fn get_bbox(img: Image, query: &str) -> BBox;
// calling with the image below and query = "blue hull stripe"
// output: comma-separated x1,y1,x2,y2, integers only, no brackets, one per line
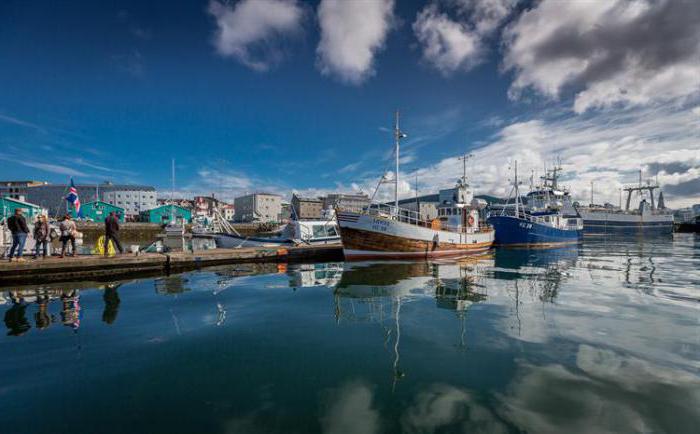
488,216,581,246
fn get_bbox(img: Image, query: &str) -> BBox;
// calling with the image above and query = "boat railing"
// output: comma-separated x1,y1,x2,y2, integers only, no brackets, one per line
345,202,474,233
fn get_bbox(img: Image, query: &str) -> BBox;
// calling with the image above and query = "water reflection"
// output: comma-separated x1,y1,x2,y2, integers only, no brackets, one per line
1,238,698,434
102,283,121,325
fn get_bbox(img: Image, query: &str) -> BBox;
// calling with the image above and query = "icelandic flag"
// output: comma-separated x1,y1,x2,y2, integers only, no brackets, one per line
65,178,82,216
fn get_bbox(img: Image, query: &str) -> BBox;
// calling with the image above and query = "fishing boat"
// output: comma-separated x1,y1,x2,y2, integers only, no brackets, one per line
576,173,673,236
336,112,494,259
488,162,582,246
215,219,340,248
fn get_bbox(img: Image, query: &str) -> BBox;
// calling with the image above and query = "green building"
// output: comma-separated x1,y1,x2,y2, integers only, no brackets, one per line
72,201,125,222
140,204,191,224
0,197,44,222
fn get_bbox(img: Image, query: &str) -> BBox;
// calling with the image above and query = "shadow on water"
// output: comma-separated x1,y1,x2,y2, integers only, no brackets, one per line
1,237,699,434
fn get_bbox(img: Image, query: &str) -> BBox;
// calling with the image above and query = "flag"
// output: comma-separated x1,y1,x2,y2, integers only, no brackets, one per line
65,178,82,217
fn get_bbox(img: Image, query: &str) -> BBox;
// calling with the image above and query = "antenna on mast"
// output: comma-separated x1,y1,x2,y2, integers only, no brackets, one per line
457,153,473,186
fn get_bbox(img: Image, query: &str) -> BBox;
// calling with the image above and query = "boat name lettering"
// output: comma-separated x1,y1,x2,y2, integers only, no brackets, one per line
371,219,389,232
519,222,533,229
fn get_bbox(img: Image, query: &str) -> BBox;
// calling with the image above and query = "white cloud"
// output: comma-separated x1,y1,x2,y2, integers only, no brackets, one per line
503,0,700,112
207,0,304,71
320,381,380,434
413,0,518,75
357,104,700,208
316,0,395,84
413,5,480,75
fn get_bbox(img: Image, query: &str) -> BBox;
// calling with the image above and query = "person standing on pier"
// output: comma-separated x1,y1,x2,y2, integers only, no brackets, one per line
6,208,29,262
33,215,50,259
104,211,124,256
59,214,77,257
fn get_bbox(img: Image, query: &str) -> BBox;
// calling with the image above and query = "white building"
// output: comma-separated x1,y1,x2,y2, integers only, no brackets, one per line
234,193,281,223
222,204,235,221
102,185,157,219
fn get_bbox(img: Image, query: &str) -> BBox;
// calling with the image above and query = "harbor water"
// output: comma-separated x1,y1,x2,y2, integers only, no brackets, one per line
1,235,698,434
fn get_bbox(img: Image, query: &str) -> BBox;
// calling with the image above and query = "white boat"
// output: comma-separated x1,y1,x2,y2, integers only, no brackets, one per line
215,219,340,248
336,111,494,260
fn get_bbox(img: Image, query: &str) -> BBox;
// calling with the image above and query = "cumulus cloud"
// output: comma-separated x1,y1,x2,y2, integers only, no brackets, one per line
355,104,699,208
413,0,518,75
413,5,481,75
316,0,395,84
503,0,700,112
207,0,304,71
320,381,380,434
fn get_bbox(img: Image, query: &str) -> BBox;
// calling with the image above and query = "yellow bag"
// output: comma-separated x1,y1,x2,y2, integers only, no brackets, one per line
94,236,116,256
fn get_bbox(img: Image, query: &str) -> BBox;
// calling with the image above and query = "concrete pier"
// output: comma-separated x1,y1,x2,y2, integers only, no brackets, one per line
0,244,343,286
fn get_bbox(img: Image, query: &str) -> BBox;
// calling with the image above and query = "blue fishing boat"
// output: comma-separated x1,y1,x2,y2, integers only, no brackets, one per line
488,162,583,246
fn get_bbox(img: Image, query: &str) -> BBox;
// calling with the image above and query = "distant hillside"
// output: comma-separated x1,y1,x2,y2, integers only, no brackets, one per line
475,194,506,204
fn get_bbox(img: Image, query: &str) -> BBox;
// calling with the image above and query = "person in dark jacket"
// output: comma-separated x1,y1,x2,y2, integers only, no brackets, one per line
104,212,124,256
6,209,30,262
33,214,50,259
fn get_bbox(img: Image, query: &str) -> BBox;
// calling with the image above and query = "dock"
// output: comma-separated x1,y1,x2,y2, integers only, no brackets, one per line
0,244,344,286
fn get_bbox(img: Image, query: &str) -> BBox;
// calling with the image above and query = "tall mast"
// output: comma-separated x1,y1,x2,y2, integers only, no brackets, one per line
395,111,400,210
393,110,407,211
171,158,175,221
458,153,473,186
514,161,519,218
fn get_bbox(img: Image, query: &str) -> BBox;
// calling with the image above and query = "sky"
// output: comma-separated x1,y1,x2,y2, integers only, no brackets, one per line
0,0,698,208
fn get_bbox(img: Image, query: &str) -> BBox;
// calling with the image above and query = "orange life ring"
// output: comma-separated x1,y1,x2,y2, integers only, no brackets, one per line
467,215,475,226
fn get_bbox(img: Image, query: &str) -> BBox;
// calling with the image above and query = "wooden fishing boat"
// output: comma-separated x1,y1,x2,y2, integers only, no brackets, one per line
336,111,494,260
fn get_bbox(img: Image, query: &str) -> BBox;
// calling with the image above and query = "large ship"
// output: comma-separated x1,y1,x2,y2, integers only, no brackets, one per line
576,174,673,236
488,162,583,246
336,112,494,260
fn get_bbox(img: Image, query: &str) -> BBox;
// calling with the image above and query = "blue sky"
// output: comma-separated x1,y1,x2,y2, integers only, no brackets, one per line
1,0,698,207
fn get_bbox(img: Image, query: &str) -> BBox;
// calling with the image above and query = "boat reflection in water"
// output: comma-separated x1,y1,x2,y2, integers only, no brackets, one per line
330,255,494,387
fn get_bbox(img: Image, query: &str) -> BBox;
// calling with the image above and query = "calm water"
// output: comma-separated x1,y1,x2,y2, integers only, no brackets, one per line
1,235,699,434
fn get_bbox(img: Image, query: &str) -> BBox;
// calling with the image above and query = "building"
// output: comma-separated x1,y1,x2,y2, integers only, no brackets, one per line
323,193,370,212
157,198,194,209
71,201,125,223
234,193,282,223
674,207,697,223
221,204,235,221
23,182,157,219
396,194,440,221
100,184,157,220
140,204,192,224
0,197,44,222
291,194,323,220
194,195,220,218
193,195,233,219
0,181,49,202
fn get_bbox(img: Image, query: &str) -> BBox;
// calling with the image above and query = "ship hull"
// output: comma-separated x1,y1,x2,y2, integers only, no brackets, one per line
488,215,581,246
578,211,673,236
336,211,494,260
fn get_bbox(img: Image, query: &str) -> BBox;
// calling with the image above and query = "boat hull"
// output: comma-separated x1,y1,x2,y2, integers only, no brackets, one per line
578,211,674,236
488,215,581,246
215,233,339,248
336,211,494,259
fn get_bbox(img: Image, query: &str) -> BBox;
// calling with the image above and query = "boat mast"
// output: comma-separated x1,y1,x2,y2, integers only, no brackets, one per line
394,111,400,211
171,158,175,222
514,161,520,218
